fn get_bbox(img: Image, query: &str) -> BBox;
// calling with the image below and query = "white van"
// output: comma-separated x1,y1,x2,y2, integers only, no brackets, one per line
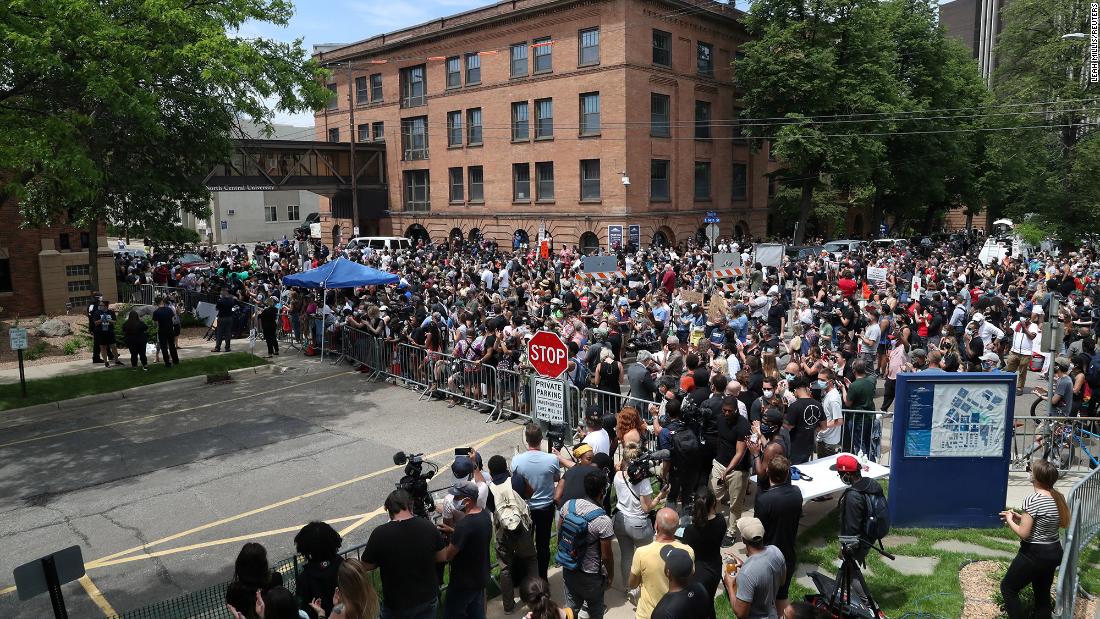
346,236,413,252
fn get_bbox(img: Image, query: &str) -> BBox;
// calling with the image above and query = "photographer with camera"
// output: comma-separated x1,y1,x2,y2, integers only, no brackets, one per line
612,444,668,593
836,454,887,565
361,490,445,619
654,396,701,516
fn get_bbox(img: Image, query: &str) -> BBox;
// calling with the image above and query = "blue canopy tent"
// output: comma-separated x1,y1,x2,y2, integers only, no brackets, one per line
281,258,399,358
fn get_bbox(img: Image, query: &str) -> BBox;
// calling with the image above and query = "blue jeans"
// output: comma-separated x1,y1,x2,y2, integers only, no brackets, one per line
443,586,485,619
380,598,437,619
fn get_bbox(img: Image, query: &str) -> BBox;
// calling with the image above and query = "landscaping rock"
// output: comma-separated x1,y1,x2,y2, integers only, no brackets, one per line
35,319,72,337
883,554,939,576
133,304,156,318
931,540,1015,559
793,563,827,591
881,534,918,549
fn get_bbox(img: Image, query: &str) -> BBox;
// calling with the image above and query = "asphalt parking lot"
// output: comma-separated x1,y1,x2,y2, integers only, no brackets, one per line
0,361,526,618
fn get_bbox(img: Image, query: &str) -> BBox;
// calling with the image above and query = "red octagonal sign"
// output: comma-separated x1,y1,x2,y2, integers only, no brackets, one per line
528,330,569,378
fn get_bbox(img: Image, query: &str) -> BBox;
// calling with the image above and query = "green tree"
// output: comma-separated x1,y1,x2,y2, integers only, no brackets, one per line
1,0,329,288
989,0,1097,241
737,0,902,244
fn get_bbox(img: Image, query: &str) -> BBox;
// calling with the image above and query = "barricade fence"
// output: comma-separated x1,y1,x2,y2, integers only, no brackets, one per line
1055,464,1100,618
1011,416,1100,473
841,410,892,467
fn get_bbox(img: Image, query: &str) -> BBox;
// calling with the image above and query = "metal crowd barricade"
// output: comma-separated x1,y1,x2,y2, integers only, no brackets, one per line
1010,416,1100,473
1054,464,1100,618
495,365,533,421
840,410,893,466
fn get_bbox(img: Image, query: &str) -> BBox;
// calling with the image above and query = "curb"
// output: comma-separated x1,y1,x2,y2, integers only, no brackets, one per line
5,362,288,416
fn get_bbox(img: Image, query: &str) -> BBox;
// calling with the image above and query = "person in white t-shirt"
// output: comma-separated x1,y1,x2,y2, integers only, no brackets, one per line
440,451,488,525
815,368,845,457
1005,309,1041,395
581,413,611,456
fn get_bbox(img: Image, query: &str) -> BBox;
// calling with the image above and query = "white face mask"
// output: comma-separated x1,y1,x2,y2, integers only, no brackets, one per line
763,389,774,399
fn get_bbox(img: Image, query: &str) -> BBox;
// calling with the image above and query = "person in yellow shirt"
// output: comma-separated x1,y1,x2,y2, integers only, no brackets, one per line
627,508,695,619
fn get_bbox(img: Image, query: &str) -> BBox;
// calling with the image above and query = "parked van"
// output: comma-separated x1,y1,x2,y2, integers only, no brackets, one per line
346,236,413,252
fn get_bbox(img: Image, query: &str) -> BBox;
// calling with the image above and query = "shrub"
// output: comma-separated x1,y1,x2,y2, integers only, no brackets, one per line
24,341,50,361
180,312,207,328
62,339,84,355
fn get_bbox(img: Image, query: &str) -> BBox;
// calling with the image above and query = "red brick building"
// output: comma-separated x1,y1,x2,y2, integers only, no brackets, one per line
314,0,774,250
0,195,117,318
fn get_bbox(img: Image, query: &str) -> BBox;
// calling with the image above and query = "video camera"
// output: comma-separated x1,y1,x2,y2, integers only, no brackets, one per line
393,451,438,519
626,449,670,485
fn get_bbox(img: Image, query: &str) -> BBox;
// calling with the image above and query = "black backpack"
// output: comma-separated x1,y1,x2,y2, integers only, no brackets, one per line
1087,352,1100,387
847,488,891,544
669,423,702,468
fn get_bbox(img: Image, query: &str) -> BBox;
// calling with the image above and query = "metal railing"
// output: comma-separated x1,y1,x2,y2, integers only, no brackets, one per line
1011,416,1100,473
840,410,892,466
1055,465,1100,618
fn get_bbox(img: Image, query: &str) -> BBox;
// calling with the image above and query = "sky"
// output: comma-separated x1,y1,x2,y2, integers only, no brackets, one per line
250,0,947,127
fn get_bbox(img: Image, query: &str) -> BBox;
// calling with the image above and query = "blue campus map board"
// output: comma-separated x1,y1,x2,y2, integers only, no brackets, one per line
888,372,1015,528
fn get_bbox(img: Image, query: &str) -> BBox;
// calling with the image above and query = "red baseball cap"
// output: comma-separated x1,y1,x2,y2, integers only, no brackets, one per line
835,454,860,473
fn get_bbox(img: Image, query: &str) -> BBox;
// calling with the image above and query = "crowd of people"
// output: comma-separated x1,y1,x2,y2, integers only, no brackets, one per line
112,230,1100,619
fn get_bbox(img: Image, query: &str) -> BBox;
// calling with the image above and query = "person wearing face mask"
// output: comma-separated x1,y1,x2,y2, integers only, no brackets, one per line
747,406,790,492
782,376,826,465
749,376,778,423
815,369,845,458
438,480,493,619
1005,309,1042,396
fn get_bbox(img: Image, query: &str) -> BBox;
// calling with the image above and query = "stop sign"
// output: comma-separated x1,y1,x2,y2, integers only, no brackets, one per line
527,330,569,378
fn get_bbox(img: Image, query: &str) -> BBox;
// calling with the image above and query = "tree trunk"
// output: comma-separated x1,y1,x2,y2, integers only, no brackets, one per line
88,219,100,292
965,211,973,232
870,186,885,239
795,178,814,245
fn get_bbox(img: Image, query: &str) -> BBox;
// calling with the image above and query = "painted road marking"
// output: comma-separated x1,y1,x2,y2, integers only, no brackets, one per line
0,372,351,450
78,575,118,617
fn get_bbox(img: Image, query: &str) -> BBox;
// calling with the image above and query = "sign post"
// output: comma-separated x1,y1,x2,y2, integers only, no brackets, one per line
13,545,86,619
527,331,570,437
9,327,27,398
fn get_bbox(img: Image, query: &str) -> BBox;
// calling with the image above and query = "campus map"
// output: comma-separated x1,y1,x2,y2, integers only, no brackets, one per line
928,384,1009,457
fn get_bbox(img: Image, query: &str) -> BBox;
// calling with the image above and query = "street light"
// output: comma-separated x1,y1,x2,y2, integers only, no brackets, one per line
1061,33,1087,40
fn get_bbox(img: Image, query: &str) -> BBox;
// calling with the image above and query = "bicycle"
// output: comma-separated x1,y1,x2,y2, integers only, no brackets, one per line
1044,421,1100,471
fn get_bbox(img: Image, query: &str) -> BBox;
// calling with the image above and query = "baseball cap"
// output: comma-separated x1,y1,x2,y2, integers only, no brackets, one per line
980,351,1001,367
451,456,475,479
659,546,694,579
834,454,860,473
736,517,766,544
972,312,985,323
450,480,479,510
908,348,927,362
763,408,784,425
572,443,593,459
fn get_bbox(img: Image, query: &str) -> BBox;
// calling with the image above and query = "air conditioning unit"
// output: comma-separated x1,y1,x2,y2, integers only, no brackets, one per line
227,209,235,216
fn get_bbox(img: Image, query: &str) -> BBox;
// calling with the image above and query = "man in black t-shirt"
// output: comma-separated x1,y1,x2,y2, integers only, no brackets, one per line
754,455,803,616
363,489,446,617
710,396,752,547
213,288,237,352
651,546,713,619
439,480,492,619
783,377,825,465
151,296,179,367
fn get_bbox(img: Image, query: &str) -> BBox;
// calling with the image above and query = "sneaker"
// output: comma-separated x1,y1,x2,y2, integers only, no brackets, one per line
141,366,148,371
721,534,736,548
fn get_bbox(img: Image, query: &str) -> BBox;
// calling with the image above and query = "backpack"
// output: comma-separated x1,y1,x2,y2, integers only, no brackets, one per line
1087,353,1100,387
555,500,605,571
489,481,531,533
848,488,891,544
569,360,589,390
669,423,702,467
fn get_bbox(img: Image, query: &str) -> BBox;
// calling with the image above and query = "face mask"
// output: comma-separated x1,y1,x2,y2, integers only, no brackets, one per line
814,380,827,389
763,389,774,399
783,372,796,381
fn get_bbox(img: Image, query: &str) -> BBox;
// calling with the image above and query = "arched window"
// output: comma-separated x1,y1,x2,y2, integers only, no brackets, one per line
579,231,600,254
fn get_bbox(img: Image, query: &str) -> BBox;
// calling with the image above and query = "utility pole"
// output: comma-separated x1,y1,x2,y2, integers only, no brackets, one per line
347,60,360,237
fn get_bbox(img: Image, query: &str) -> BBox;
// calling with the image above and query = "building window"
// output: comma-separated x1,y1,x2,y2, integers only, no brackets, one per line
465,53,481,84
355,76,368,104
370,73,383,101
467,108,483,145
580,159,600,200
697,42,714,77
579,28,600,66
328,128,340,143
513,163,531,201
357,123,370,143
0,258,11,292
510,43,528,77
400,64,426,108
80,232,89,248
326,83,338,110
731,163,748,199
401,116,428,160
535,98,553,138
653,30,671,66
65,264,90,277
264,205,278,222
512,101,529,140
651,93,670,137
694,162,711,200
449,167,464,202
287,205,301,220
695,100,711,139
535,162,554,200
59,233,70,250
404,170,430,211
372,121,385,142
67,280,91,293
533,37,552,73
651,159,670,200
579,93,600,135
446,56,461,89
733,50,746,85
447,111,463,147
468,166,484,202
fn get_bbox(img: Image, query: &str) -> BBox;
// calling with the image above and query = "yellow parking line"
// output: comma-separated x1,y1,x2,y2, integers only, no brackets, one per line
0,585,14,596
79,575,118,617
87,514,370,569
0,372,350,450
338,507,386,537
92,425,517,564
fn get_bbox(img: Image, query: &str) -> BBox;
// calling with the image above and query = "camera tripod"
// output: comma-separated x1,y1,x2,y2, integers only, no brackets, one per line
807,543,893,619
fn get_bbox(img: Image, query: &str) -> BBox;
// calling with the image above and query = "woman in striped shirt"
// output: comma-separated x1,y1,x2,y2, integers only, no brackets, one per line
999,459,1069,619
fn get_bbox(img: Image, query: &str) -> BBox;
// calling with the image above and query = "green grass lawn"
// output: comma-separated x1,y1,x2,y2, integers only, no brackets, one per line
0,352,267,411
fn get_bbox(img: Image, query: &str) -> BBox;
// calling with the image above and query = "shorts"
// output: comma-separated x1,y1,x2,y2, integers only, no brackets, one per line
876,343,887,355
173,325,181,337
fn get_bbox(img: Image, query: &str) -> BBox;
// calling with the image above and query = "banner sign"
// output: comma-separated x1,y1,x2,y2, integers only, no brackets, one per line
608,225,624,251
582,255,619,273
628,225,641,249
754,244,785,268
867,267,889,283
533,377,565,424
